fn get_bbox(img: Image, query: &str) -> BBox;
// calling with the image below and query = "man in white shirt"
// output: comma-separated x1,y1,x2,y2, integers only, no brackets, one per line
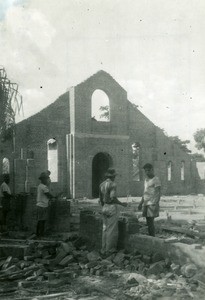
36,172,53,237
138,163,161,236
0,174,12,232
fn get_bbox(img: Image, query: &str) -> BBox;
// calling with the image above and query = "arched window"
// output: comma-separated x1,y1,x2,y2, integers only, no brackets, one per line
167,161,172,181
181,161,185,181
91,89,110,122
47,138,58,182
132,142,140,181
2,158,10,174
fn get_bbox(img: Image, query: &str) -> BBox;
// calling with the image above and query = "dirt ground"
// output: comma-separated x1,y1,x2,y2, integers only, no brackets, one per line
70,194,205,231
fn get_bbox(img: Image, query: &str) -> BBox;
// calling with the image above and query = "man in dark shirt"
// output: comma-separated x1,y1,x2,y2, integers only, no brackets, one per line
0,174,12,232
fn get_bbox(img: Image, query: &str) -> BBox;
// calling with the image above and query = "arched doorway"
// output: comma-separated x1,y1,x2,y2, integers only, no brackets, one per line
92,152,113,198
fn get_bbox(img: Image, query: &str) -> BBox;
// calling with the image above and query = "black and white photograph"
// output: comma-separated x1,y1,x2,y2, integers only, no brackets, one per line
0,0,205,299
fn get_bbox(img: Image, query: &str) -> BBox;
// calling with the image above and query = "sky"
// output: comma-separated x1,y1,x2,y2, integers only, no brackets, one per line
0,0,205,152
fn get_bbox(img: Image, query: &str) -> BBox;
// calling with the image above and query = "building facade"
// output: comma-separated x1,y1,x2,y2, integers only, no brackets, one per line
0,71,199,198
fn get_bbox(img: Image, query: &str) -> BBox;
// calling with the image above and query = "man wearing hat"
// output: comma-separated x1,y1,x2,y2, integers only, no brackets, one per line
36,172,53,237
99,168,127,255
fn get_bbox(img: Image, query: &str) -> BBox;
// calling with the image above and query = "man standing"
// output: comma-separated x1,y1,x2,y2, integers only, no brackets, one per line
99,168,127,255
0,174,12,232
138,163,161,237
36,172,53,238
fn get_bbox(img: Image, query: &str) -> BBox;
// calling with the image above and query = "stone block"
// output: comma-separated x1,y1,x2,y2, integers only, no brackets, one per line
147,261,165,276
52,249,67,266
60,242,75,254
87,251,101,262
181,263,197,278
124,272,147,285
127,234,167,258
0,244,29,259
128,234,205,270
113,252,125,266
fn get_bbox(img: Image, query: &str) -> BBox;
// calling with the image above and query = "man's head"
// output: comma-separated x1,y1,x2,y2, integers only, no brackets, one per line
105,168,117,181
143,163,154,178
39,172,49,185
46,170,51,176
3,174,10,184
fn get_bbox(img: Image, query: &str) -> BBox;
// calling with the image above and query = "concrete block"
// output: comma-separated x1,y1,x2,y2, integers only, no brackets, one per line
127,234,205,270
127,234,167,258
0,244,29,259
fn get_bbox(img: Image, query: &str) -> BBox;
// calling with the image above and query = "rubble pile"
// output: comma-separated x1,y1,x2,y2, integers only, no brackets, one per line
0,235,205,299
137,219,205,246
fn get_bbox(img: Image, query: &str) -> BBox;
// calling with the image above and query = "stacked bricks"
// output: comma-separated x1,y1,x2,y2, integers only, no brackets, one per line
25,159,36,193
22,190,71,233
14,159,27,194
8,193,28,230
48,199,71,232
79,210,103,249
22,188,37,231
79,210,140,250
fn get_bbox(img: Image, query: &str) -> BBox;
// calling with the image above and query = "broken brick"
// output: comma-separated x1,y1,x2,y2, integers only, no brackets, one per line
59,255,74,266
85,261,99,269
52,249,67,265
147,261,165,276
141,255,151,265
181,263,197,278
87,251,101,262
2,256,13,270
60,242,75,254
113,252,125,266
125,272,147,285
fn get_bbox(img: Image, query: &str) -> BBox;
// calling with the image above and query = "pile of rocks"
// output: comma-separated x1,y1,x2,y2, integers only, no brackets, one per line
0,235,205,299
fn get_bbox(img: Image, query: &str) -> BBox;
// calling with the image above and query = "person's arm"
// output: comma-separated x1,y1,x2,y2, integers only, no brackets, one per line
112,197,127,207
99,189,104,206
154,186,161,204
44,192,54,200
138,197,144,210
42,185,54,200
3,191,12,199
110,184,127,207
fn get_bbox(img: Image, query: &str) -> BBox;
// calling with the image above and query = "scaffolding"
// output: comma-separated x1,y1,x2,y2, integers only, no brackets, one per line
0,66,23,139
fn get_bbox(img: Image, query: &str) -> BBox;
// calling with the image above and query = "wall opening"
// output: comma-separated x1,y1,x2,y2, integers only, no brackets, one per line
2,157,10,174
92,152,113,198
181,161,185,181
91,89,110,122
132,142,140,181
167,161,172,181
47,138,58,182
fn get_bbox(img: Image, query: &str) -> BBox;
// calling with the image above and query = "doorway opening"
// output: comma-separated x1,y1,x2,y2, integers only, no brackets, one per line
92,152,113,198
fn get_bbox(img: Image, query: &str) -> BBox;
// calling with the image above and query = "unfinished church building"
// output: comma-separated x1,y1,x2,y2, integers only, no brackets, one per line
0,70,199,199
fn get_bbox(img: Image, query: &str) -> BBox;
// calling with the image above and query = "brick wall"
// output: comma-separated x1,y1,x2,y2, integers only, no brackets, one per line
0,70,199,200
128,105,198,196
79,209,140,250
18,189,71,233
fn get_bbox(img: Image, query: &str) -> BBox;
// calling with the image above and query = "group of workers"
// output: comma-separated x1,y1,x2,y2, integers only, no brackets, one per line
0,170,53,236
0,163,161,255
99,163,161,256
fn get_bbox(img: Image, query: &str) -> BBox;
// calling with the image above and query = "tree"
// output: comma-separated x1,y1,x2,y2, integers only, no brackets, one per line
169,136,191,153
0,67,23,141
194,129,205,152
190,153,205,162
99,105,110,120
